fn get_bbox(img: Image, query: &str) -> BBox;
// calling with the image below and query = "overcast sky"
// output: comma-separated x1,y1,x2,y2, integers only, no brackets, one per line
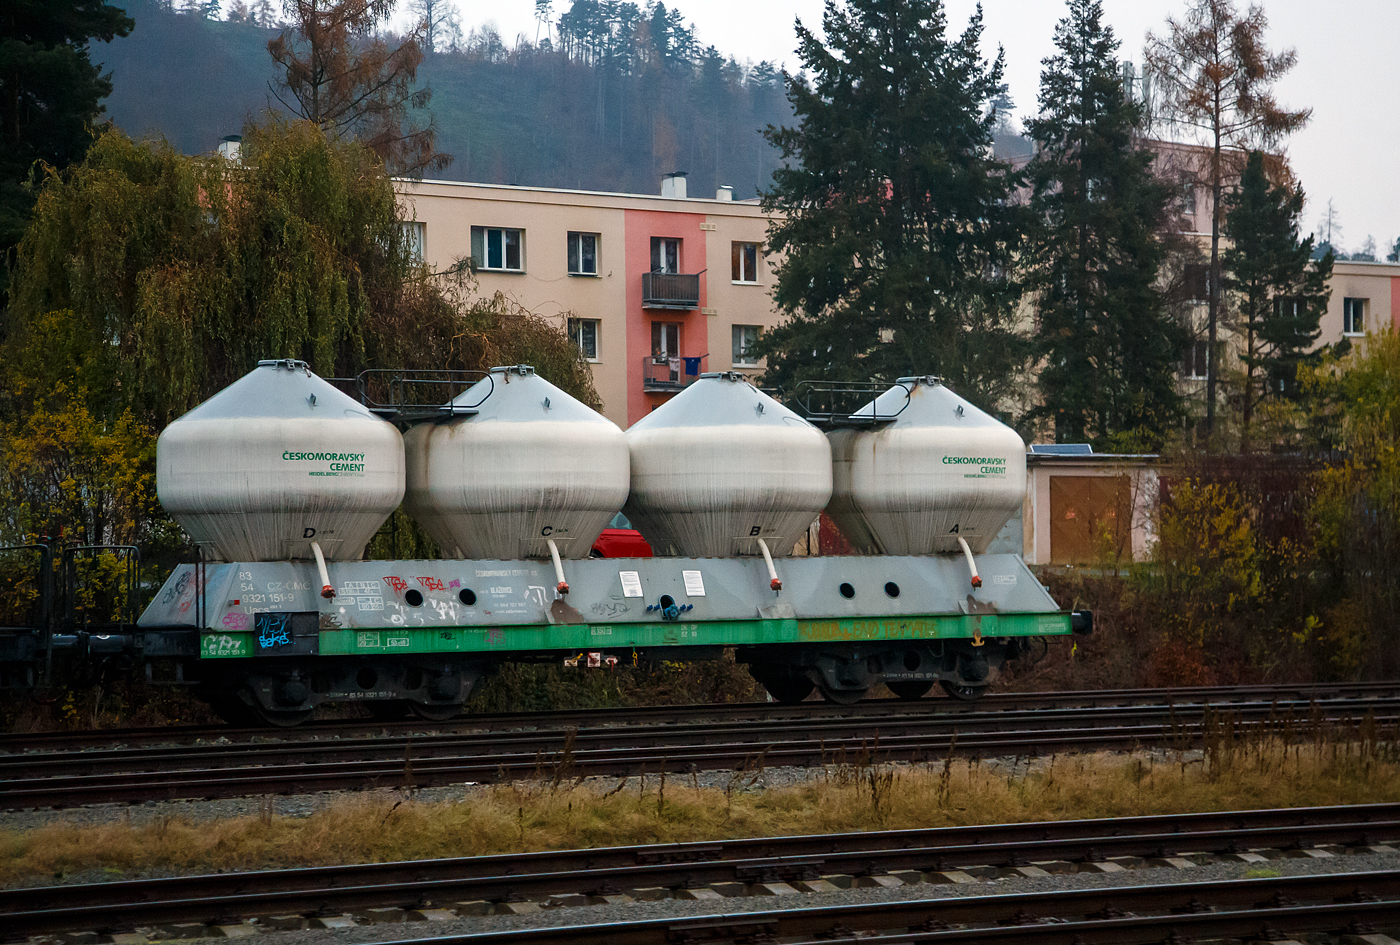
434,0,1396,255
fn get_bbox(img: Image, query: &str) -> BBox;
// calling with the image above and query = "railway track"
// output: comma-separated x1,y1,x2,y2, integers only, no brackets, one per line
369,872,1400,945
1,688,1396,809
3,802,1399,941
3,681,1397,753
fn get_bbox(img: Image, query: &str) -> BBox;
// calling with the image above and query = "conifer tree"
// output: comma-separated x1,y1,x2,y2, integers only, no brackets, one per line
0,0,133,269
758,0,1027,406
1223,150,1332,450
1025,0,1184,449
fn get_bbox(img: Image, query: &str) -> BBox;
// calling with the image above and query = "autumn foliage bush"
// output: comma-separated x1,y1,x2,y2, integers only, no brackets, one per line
1019,332,1400,690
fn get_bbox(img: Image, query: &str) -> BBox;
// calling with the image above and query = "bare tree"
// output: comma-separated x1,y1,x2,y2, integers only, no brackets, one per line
268,0,451,176
1316,197,1342,251
535,0,553,45
1145,0,1309,442
407,0,462,55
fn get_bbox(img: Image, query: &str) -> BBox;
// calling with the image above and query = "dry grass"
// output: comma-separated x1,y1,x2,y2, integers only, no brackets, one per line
4,728,1399,885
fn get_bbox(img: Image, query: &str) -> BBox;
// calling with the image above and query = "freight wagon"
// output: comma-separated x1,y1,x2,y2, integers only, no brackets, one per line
2,361,1090,725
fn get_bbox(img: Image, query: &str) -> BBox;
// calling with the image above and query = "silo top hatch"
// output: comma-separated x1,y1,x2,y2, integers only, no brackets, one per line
628,371,820,431
447,364,615,425
178,358,379,421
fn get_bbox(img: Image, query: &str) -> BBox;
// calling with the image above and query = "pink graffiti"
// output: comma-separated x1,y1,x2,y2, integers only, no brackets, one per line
448,579,462,589
222,612,250,631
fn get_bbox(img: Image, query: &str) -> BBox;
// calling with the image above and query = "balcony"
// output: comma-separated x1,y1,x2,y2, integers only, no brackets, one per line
642,272,701,309
642,355,707,392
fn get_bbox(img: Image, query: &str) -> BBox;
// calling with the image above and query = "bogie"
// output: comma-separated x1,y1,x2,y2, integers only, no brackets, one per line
740,639,1013,707
190,657,485,726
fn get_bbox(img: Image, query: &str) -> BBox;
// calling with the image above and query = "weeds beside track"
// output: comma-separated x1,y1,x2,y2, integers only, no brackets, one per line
3,804,1400,941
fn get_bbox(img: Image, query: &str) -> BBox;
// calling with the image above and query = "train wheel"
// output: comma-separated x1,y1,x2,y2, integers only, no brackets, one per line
365,700,410,721
818,685,868,705
248,702,315,728
939,680,986,702
887,681,934,701
206,693,255,726
764,676,815,705
751,666,815,704
407,701,463,721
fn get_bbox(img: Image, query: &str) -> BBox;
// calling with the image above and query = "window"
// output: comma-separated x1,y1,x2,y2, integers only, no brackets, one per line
1274,297,1304,319
1182,188,1197,217
732,242,759,283
1344,297,1367,335
1184,263,1210,302
567,318,599,360
651,237,680,273
732,325,760,365
651,321,680,358
470,226,523,271
1184,340,1210,379
400,222,425,262
568,232,598,275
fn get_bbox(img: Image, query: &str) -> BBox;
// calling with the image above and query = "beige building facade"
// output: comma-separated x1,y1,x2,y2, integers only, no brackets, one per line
1320,260,1400,340
396,176,780,428
1150,140,1400,391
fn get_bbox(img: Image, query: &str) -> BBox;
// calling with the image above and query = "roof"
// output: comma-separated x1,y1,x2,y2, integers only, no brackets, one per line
1026,450,1160,466
1029,443,1093,455
395,177,768,214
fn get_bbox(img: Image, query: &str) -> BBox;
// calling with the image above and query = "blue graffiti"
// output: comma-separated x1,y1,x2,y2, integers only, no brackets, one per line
256,613,293,649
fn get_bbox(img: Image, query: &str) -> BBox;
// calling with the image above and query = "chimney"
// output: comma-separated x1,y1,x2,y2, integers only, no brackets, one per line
217,134,242,163
716,185,733,201
661,171,688,199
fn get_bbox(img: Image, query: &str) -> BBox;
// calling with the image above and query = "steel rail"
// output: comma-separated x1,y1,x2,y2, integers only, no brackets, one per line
2,681,1397,753
224,872,1400,945
2,805,1399,939
2,707,1396,809
1,718,1396,810
806,901,1400,945
5,694,1391,781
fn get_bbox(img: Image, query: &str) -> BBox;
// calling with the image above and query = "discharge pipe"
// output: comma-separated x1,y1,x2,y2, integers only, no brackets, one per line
756,537,782,591
547,538,569,595
310,541,335,599
956,536,982,589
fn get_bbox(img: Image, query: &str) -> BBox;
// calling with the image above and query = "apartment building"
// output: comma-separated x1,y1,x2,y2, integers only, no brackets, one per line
1177,257,1400,402
396,173,778,427
1151,139,1400,389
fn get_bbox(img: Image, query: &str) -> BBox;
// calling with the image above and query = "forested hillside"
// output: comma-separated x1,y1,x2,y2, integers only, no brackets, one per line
100,0,793,198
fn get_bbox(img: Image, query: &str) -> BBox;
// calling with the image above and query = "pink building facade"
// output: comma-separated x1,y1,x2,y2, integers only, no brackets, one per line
396,176,778,428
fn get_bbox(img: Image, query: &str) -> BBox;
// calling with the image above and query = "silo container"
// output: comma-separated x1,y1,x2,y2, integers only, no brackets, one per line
157,359,406,562
624,372,832,557
402,365,630,560
826,376,1026,555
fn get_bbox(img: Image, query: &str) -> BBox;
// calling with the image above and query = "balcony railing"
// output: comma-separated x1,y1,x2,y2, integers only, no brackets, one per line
642,354,707,392
642,272,700,309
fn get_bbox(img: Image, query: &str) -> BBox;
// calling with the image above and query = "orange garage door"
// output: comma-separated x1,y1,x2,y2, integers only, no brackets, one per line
1049,475,1131,565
